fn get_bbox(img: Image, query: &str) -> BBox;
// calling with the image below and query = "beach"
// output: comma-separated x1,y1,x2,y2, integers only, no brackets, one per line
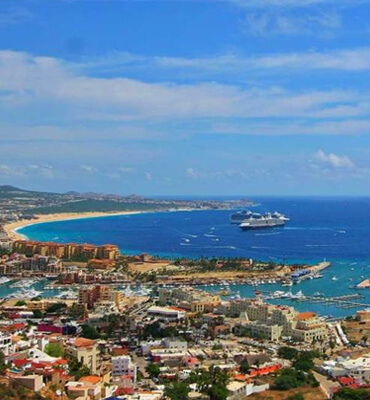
2,210,145,240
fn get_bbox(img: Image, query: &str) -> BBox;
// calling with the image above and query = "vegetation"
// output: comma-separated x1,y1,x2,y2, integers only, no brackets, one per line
273,368,318,391
239,358,250,374
145,362,161,379
141,321,178,339
333,388,370,400
0,381,42,400
80,325,100,340
68,358,91,381
0,350,7,374
278,346,299,360
46,302,67,314
189,365,229,400
32,199,169,214
15,300,27,307
287,394,305,400
32,310,43,319
44,343,64,358
164,382,190,400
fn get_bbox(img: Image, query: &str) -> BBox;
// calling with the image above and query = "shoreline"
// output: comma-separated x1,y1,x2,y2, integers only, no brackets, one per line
3,210,148,241
2,207,211,241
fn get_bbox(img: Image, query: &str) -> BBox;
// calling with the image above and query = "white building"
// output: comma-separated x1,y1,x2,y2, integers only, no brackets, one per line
147,306,185,321
0,332,12,356
112,355,137,383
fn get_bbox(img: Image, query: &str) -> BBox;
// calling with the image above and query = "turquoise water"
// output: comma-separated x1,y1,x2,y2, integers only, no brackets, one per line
16,197,370,317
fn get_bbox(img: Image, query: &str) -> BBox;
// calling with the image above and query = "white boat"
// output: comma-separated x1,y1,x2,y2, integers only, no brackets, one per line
13,288,43,299
273,291,285,298
56,290,78,300
10,279,38,289
332,276,338,281
0,277,11,285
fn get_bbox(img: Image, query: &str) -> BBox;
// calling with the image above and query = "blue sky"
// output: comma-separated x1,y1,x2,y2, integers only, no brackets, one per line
1,0,370,196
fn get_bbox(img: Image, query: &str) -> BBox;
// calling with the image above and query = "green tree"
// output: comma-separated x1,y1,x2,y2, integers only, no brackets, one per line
278,347,299,360
164,382,190,400
80,325,100,340
46,302,67,313
0,350,6,374
68,358,91,381
239,359,250,374
189,365,229,400
333,388,370,400
292,352,315,372
32,309,43,319
15,300,27,307
145,362,161,379
287,394,304,400
44,343,64,357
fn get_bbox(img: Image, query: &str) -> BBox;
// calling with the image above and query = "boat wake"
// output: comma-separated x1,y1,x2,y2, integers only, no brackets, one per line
255,232,281,236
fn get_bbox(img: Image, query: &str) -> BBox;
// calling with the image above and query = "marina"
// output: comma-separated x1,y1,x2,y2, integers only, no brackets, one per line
259,290,370,310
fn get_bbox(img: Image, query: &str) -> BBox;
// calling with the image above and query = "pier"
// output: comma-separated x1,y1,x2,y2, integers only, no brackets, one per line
260,290,370,310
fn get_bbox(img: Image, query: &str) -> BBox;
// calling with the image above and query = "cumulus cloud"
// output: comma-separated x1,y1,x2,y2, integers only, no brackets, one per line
314,149,354,168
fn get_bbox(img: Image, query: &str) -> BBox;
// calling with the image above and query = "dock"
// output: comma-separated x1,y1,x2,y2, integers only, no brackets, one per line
260,290,370,310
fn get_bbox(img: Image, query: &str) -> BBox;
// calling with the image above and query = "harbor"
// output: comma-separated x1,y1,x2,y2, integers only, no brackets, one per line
259,290,370,310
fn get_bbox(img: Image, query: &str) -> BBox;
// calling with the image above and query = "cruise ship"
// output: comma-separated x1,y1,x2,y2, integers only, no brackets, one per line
238,211,289,230
230,210,253,224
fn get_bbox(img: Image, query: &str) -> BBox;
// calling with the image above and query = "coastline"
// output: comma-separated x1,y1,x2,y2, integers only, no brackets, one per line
3,210,147,241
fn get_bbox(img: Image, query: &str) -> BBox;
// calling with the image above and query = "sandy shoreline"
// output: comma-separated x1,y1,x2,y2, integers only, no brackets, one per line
3,211,146,241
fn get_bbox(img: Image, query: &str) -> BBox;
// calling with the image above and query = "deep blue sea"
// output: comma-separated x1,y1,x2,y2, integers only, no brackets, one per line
15,197,370,317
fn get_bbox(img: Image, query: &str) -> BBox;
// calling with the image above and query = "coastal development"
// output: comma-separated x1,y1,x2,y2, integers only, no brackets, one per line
0,190,368,400
3,0,370,398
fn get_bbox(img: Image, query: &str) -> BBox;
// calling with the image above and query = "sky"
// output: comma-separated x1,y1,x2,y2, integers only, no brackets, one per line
1,0,370,196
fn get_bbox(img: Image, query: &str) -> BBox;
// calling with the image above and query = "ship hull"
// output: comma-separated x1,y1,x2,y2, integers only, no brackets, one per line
240,220,286,230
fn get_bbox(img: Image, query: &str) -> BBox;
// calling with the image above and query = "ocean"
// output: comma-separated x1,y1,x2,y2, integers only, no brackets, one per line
15,197,370,317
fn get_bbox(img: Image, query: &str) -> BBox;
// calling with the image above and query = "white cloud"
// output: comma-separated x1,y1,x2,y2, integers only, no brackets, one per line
120,167,135,173
314,149,354,168
0,50,367,122
0,7,33,26
1,50,370,143
80,165,95,173
211,119,370,136
186,168,202,179
232,0,353,7
241,11,341,37
86,47,370,77
144,172,152,181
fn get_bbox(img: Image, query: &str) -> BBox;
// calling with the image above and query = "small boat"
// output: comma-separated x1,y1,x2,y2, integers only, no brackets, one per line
332,276,338,281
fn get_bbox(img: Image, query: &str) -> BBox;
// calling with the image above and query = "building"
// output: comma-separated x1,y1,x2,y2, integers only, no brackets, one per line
13,240,119,260
111,355,137,383
79,285,123,310
0,332,12,355
147,306,186,321
65,338,100,374
158,287,220,313
292,312,328,342
233,298,328,343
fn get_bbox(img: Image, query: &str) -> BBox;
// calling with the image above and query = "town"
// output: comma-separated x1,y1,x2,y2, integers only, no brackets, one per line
0,234,368,400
